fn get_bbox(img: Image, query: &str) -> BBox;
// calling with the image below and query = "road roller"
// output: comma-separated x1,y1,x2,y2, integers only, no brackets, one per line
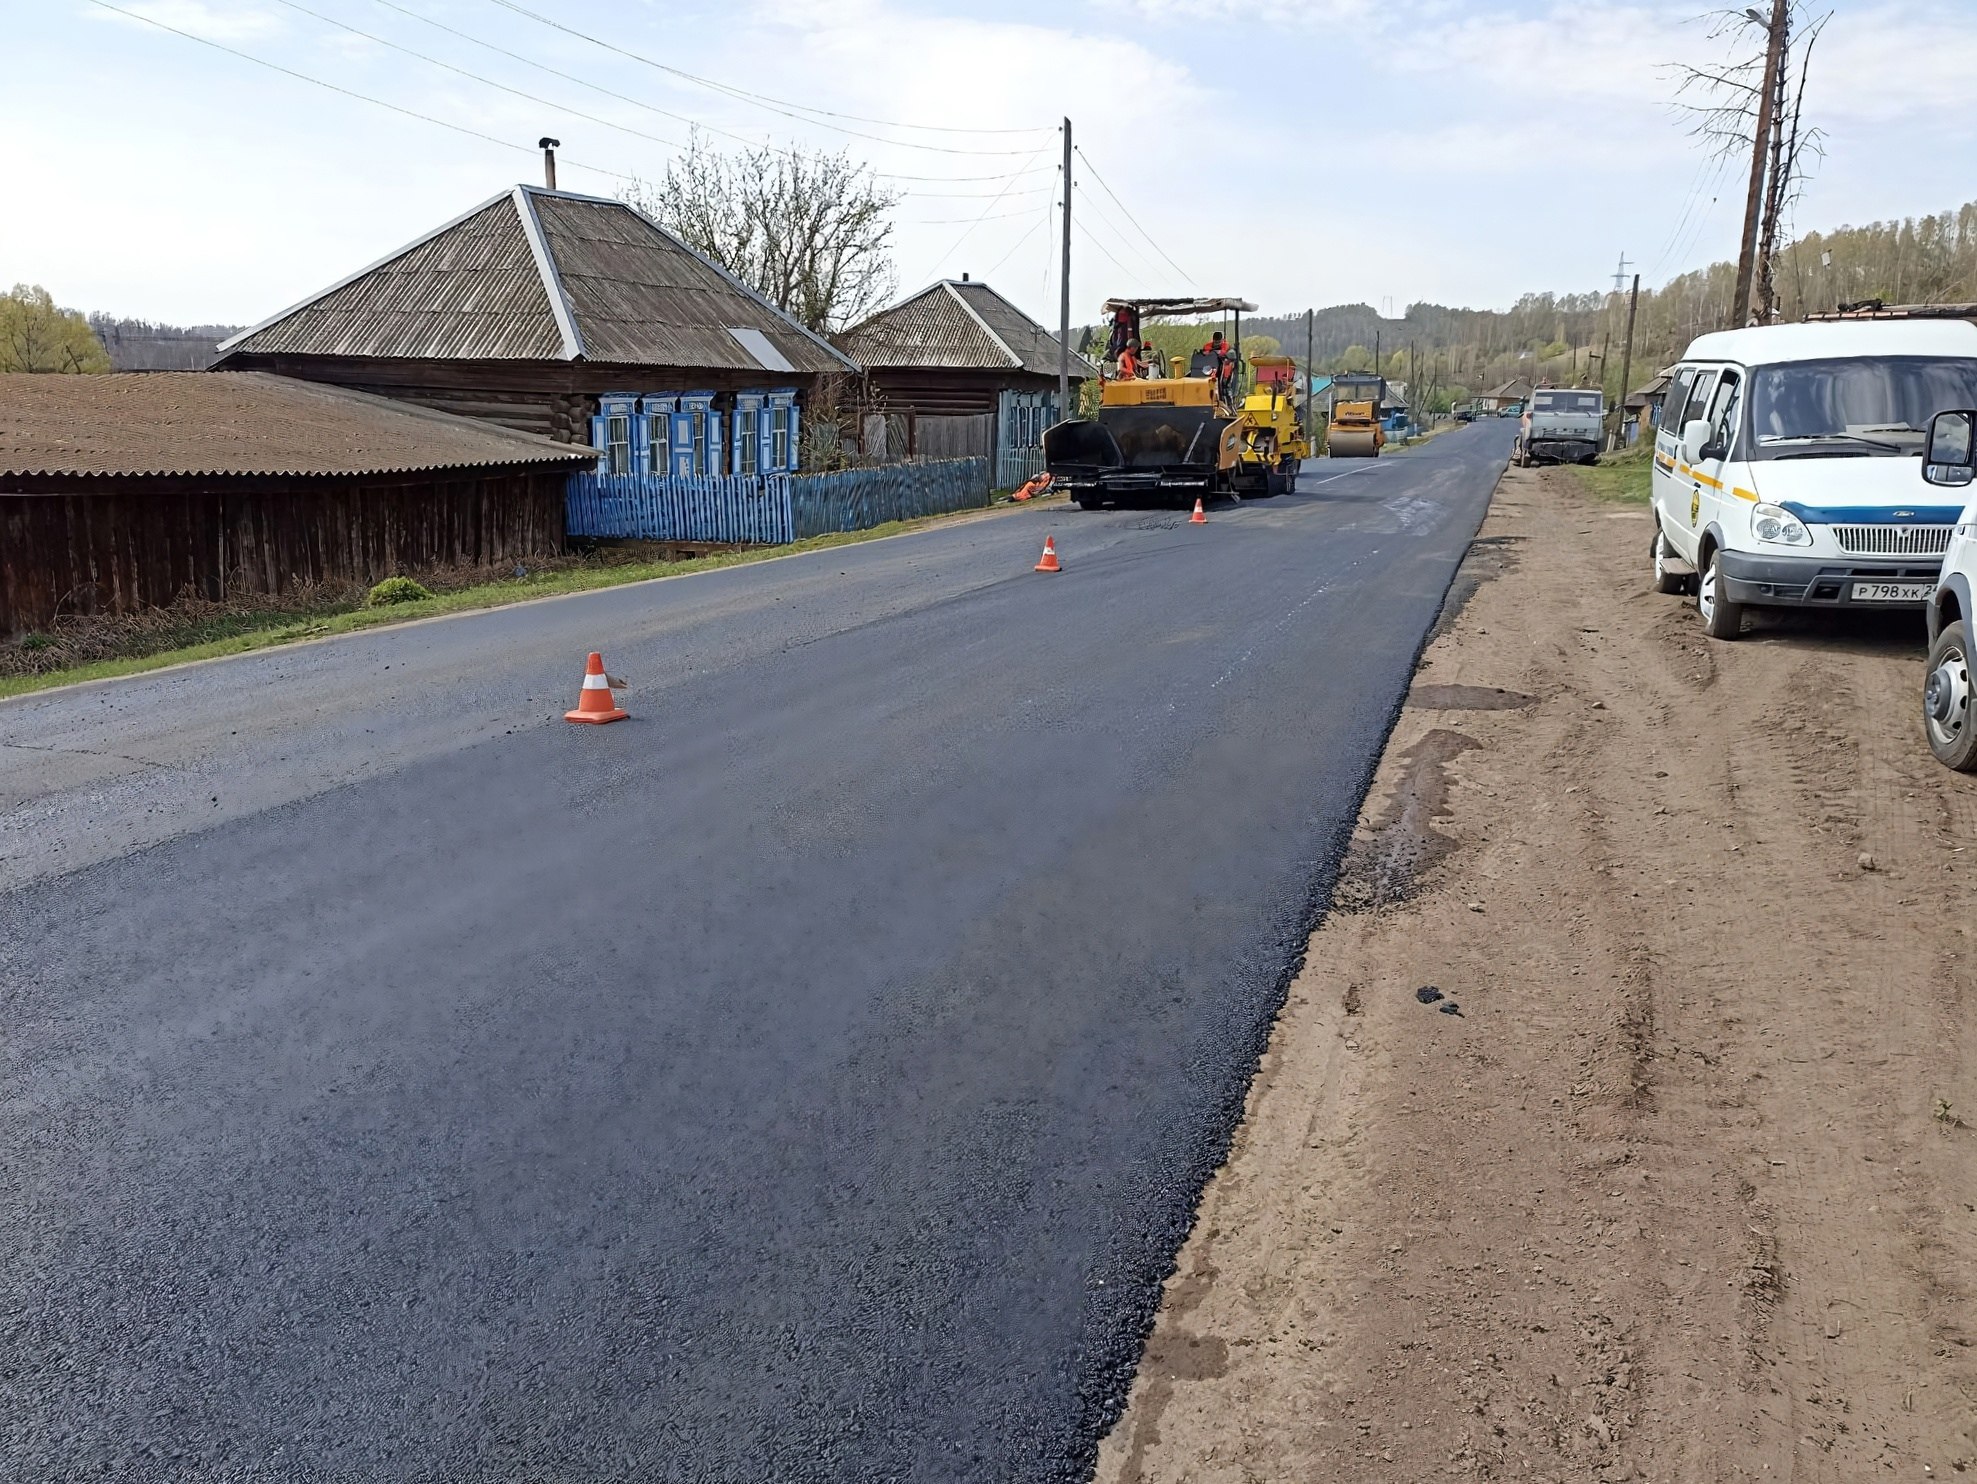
1044,295,1306,508
1326,372,1385,458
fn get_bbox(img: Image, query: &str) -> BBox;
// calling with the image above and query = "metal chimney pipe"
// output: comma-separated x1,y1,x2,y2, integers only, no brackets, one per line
538,137,560,191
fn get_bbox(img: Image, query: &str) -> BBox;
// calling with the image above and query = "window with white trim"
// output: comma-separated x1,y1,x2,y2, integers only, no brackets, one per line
735,396,762,475
605,412,631,475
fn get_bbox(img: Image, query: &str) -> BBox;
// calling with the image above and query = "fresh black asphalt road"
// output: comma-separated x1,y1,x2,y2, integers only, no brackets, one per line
0,422,1511,1481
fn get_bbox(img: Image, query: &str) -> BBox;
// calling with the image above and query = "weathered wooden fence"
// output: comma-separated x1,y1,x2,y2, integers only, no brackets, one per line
565,459,990,545
996,447,1045,490
2,468,568,634
565,473,795,545
789,459,989,538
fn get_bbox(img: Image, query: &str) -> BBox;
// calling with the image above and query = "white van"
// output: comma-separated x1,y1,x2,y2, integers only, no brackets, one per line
1648,319,1977,638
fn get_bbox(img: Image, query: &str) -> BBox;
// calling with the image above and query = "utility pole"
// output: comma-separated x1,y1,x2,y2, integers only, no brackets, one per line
1058,118,1072,418
1611,253,1633,292
1305,306,1315,431
1754,8,1793,323
1613,272,1640,450
1732,0,1789,327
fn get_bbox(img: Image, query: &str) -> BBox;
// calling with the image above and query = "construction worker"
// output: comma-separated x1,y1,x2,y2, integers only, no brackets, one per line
1201,332,1234,398
1106,306,1134,362
1117,339,1140,379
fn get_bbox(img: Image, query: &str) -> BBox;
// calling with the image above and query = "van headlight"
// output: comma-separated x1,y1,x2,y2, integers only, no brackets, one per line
1751,502,1810,546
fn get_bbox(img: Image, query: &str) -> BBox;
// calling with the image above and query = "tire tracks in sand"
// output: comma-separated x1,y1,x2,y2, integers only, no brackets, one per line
1095,461,1977,1483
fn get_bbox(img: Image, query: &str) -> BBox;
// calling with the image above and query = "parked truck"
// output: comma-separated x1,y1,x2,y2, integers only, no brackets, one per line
1514,387,1605,466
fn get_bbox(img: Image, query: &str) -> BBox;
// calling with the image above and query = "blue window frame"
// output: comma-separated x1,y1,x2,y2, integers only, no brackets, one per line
677,393,717,476
640,395,677,475
594,393,639,475
768,389,797,471
733,393,764,476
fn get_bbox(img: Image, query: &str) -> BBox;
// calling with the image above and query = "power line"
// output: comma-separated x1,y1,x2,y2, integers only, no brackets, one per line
903,187,1054,200
268,0,688,153
983,202,1057,279
1072,182,1173,288
915,144,1054,283
84,0,635,181
906,206,1044,226
1073,146,1197,287
1072,215,1149,288
366,0,1047,187
480,0,1046,155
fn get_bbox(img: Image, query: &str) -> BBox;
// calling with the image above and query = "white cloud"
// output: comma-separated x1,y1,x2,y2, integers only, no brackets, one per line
91,0,284,44
1795,2,1977,127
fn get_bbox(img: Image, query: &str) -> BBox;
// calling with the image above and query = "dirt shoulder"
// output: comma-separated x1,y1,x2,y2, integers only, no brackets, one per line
1096,460,1977,1481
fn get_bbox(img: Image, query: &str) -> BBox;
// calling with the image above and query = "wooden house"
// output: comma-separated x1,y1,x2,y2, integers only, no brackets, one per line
0,371,592,634
215,185,857,478
841,277,1096,484
1478,378,1534,413
1623,373,1672,445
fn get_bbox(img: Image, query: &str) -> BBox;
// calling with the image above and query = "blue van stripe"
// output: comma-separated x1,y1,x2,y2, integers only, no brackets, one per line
1778,502,1966,524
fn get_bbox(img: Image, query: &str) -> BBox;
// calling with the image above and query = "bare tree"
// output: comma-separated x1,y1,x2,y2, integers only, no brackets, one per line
1670,4,1829,323
625,136,902,337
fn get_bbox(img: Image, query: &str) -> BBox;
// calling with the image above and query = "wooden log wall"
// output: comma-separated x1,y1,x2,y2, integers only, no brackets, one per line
0,467,568,635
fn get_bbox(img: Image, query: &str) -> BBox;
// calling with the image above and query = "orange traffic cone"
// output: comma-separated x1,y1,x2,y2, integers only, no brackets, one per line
1190,497,1208,524
565,651,628,724
1034,536,1061,573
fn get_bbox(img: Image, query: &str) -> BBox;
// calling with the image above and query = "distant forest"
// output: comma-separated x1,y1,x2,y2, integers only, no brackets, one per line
1089,200,1977,415
88,315,243,371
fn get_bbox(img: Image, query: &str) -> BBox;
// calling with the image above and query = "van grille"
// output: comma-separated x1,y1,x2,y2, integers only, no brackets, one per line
1832,524,1953,556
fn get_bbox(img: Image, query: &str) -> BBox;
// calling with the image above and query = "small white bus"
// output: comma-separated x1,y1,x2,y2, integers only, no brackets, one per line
1648,318,1977,638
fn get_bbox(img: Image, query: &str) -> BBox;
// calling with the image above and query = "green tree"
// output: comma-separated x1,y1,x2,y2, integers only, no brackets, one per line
1,285,111,373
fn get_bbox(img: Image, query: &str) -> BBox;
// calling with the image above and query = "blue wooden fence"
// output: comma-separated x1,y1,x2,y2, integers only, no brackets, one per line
996,447,1045,490
565,459,990,545
789,458,989,539
566,473,794,544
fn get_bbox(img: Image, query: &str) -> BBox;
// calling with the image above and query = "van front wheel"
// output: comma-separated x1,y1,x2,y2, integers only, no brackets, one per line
1924,620,1977,770
1697,550,1745,640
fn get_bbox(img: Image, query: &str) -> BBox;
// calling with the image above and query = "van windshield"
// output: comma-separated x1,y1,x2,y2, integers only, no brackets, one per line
1748,356,1977,458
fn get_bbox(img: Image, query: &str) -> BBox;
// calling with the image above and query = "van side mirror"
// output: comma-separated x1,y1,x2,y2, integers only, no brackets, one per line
1682,418,1714,466
1925,409,1976,487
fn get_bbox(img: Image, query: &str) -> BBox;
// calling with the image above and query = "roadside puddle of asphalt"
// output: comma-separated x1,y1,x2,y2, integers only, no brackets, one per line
1428,533,1523,643
1330,727,1482,914
1330,514,1536,913
1408,683,1536,711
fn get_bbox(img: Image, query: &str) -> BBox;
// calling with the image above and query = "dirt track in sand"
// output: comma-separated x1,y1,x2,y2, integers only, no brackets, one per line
1096,461,1977,1482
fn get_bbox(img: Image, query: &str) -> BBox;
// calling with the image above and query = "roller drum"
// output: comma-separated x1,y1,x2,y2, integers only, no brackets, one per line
1327,429,1380,458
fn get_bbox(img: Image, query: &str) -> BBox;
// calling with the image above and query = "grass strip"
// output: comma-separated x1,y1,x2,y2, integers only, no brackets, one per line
1564,442,1654,504
1,502,1038,702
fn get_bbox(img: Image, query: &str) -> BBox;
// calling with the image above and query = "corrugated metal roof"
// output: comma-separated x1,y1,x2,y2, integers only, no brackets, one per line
219,187,855,376
221,197,565,361
528,193,849,374
950,282,1097,378
843,284,1010,369
0,372,596,479
844,281,1098,379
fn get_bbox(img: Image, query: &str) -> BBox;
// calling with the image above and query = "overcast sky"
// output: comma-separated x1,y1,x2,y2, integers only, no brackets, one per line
10,0,1976,331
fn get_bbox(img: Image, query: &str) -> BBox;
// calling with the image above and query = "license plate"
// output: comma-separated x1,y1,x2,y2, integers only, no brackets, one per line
1850,581,1932,602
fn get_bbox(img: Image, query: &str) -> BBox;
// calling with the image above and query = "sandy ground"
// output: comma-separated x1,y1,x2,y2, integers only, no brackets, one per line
1095,461,1977,1482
